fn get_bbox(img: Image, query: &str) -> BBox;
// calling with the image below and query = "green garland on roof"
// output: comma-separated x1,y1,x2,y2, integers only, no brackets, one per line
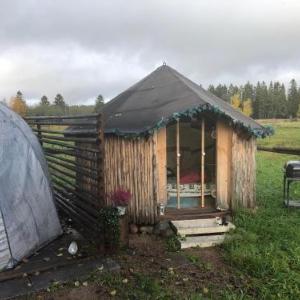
106,103,274,139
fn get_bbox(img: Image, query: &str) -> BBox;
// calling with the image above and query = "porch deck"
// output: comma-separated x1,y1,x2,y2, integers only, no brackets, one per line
160,207,231,221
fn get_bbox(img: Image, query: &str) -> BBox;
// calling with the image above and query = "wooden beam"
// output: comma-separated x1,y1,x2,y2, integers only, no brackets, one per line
258,146,300,155
201,119,205,208
156,127,167,205
216,120,233,209
176,120,180,209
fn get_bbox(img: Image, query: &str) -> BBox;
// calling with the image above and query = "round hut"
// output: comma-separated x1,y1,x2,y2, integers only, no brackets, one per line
102,65,272,225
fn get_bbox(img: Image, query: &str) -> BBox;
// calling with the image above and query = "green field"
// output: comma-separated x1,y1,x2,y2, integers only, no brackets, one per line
223,119,300,299
257,119,300,148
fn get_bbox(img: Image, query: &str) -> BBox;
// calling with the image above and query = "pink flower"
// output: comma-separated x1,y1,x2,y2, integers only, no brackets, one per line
110,189,131,206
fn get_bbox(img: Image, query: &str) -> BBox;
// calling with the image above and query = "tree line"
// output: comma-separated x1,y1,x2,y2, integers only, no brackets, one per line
0,92,104,117
2,79,300,119
208,79,300,119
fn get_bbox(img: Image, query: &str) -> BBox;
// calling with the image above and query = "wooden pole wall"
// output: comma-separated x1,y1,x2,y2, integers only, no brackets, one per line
104,135,158,224
103,122,257,223
231,132,256,209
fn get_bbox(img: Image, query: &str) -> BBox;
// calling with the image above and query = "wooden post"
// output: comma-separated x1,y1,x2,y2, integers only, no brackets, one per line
176,119,180,209
201,118,205,208
37,122,43,145
96,112,104,208
216,121,233,210
156,128,167,205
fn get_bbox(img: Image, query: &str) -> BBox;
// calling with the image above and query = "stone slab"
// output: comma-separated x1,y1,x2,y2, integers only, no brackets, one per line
180,235,225,249
284,200,300,208
171,218,235,236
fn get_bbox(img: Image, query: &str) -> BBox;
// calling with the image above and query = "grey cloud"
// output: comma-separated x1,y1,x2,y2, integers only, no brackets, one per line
0,0,300,104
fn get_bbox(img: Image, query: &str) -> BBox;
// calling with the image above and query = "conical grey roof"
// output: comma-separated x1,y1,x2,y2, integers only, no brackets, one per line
104,65,270,137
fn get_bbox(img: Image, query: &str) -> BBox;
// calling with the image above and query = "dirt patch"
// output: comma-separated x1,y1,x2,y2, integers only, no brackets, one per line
25,234,244,299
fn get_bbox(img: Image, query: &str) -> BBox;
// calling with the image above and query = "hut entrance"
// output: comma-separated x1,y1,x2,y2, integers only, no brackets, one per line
166,118,216,209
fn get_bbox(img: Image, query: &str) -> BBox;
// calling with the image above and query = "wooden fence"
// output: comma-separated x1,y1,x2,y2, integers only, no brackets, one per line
25,114,104,234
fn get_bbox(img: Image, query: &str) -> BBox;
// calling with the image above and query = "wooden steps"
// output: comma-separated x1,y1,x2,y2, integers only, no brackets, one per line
180,235,225,249
171,219,235,236
170,218,235,249
160,207,231,221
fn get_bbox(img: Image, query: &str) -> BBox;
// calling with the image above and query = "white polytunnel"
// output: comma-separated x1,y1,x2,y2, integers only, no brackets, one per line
0,103,62,271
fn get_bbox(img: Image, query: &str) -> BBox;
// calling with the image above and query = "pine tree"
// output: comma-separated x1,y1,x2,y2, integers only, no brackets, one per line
287,79,300,118
272,82,287,118
53,94,67,115
242,82,255,102
40,95,50,106
253,82,260,119
297,103,300,118
208,85,216,95
54,94,65,107
264,82,274,118
215,84,229,102
228,84,240,99
279,83,287,118
253,82,268,119
94,94,104,113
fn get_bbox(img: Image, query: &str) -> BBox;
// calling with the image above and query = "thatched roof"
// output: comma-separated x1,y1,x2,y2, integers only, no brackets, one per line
103,65,272,137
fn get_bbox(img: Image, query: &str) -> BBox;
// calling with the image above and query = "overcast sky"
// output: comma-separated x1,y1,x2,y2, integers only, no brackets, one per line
1,0,300,105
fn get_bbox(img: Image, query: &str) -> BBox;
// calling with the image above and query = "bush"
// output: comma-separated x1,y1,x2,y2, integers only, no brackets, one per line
98,206,120,252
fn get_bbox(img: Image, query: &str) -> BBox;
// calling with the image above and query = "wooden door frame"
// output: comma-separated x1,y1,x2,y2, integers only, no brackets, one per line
175,118,206,209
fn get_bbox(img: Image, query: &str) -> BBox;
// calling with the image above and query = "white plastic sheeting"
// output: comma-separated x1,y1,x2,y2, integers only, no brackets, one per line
0,104,62,270
0,210,11,270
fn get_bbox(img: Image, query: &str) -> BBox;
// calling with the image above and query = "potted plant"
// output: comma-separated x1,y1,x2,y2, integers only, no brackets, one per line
110,189,131,216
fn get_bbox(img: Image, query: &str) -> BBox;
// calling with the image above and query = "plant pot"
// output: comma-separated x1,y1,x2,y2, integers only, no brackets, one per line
159,203,166,216
117,206,126,216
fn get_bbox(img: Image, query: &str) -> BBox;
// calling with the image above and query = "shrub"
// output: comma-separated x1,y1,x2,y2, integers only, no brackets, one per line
98,206,120,252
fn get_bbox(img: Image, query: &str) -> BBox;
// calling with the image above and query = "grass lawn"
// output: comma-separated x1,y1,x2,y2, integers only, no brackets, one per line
223,151,300,299
223,119,300,299
257,119,300,148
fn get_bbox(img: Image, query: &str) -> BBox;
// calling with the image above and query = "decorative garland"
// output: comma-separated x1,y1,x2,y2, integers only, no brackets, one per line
105,103,274,139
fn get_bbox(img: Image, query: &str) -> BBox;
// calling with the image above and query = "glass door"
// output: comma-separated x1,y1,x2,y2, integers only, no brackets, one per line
166,118,206,209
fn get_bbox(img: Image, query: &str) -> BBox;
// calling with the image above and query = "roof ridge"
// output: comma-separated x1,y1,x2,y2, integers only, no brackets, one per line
166,66,263,128
165,66,220,106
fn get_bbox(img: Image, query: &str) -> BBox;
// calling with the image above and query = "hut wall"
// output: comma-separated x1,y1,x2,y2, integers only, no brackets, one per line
231,131,256,209
104,135,158,224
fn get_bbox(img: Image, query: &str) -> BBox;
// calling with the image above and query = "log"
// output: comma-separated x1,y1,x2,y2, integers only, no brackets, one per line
257,146,300,155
